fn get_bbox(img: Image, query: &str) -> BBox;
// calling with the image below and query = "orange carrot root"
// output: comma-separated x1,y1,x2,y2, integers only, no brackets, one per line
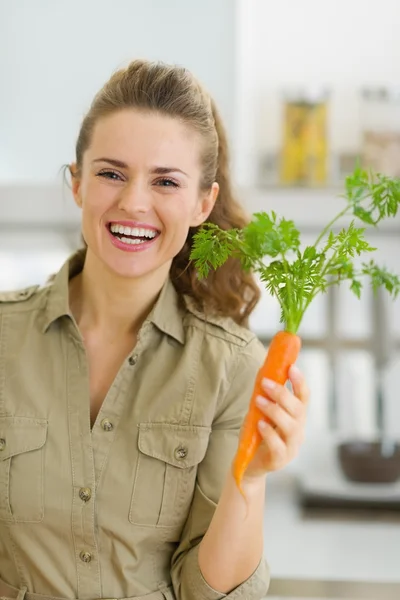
233,330,301,493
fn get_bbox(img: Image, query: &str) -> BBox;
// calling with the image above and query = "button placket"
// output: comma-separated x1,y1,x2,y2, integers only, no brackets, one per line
67,339,101,595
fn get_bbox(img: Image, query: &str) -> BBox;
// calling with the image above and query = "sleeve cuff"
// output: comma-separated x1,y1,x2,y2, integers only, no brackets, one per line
182,544,270,600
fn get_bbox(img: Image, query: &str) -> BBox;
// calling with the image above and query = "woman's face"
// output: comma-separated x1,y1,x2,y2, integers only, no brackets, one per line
71,109,218,283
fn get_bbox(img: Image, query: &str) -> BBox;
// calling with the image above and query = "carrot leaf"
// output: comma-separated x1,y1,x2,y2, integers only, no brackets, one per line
190,166,400,334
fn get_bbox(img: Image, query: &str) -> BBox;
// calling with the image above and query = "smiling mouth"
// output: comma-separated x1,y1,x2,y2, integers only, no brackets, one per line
108,223,160,245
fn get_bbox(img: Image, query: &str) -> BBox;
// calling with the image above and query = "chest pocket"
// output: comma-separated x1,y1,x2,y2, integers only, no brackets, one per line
0,417,48,523
129,423,210,530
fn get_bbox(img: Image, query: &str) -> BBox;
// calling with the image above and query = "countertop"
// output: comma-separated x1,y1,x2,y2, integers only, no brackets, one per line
263,472,400,598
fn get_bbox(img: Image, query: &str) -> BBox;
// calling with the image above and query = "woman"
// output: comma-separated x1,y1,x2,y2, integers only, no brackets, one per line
0,60,309,600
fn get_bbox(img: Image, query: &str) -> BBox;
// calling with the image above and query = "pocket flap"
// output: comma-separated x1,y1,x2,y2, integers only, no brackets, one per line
0,417,48,461
138,423,211,468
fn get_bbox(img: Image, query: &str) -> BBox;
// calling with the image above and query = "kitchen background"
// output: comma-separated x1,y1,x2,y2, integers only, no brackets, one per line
1,1,400,597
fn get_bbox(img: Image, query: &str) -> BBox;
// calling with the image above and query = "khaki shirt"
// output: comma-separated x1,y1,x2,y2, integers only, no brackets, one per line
0,250,270,600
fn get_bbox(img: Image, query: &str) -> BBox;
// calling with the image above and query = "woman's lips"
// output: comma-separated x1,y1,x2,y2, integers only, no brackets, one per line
106,224,160,253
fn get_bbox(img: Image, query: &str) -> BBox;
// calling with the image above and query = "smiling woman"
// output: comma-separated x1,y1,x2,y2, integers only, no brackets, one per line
0,59,309,600
66,62,261,323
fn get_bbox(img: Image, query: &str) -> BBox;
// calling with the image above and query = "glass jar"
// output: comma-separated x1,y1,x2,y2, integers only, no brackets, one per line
360,87,400,177
280,87,329,186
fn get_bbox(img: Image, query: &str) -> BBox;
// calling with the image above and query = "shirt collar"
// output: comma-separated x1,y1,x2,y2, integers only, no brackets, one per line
41,248,185,344
40,249,84,333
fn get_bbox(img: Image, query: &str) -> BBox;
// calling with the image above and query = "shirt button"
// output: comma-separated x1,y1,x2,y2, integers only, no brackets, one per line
128,354,138,366
101,418,114,432
0,439,5,451
79,551,92,563
174,445,188,460
79,487,92,503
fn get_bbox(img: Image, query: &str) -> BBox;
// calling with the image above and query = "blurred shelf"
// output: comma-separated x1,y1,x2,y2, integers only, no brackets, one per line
238,186,400,233
254,336,400,353
0,184,80,226
247,184,344,192
264,471,400,585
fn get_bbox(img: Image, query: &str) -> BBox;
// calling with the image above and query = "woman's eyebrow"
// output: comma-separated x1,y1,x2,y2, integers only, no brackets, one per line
92,157,129,168
150,166,190,178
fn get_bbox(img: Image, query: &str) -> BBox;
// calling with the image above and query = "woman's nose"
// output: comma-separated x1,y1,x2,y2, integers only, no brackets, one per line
117,181,151,214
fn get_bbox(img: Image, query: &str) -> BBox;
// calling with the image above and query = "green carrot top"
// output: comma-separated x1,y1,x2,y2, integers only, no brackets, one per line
190,165,400,335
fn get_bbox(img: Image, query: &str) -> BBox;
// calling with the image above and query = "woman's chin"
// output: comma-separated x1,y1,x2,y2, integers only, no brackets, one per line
102,255,171,284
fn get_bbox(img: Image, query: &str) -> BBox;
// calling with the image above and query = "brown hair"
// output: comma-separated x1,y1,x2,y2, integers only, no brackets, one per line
67,59,260,326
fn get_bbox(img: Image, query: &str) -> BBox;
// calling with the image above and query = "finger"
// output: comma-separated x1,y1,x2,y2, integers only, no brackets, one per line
288,364,310,405
258,419,287,462
261,378,305,420
256,395,297,442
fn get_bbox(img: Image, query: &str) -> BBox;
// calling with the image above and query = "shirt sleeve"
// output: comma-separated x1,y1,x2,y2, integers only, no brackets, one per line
170,336,271,600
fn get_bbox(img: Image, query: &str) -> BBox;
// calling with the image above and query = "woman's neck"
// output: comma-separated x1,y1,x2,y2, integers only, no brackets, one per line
69,250,169,339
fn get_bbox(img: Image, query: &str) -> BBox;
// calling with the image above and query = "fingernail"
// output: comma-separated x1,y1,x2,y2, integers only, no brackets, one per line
256,395,269,407
262,378,276,390
258,419,267,431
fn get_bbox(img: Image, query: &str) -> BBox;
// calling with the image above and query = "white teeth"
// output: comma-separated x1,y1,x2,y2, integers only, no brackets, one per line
110,224,157,238
120,236,145,245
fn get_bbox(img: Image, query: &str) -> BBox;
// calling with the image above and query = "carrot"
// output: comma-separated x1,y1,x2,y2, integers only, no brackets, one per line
191,164,400,495
232,331,301,493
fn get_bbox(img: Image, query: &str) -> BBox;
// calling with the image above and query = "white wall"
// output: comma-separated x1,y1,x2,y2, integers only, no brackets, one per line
235,0,400,186
0,0,236,184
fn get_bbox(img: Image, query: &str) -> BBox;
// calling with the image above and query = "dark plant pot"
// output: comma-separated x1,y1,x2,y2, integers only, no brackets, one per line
338,441,400,484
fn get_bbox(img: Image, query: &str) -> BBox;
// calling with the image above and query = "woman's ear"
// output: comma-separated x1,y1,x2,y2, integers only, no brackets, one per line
190,182,219,227
70,163,82,208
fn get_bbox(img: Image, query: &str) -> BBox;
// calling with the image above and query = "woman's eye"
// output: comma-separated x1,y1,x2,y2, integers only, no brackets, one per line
97,170,123,181
156,178,179,188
